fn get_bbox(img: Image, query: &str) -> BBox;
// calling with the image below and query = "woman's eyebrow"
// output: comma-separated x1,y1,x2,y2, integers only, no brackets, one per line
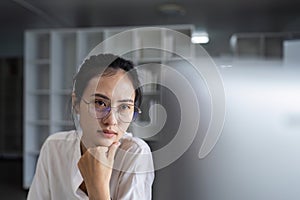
90,93,110,100
90,94,133,103
118,99,134,103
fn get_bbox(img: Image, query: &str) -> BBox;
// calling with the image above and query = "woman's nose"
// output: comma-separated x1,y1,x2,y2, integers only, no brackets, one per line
101,109,118,125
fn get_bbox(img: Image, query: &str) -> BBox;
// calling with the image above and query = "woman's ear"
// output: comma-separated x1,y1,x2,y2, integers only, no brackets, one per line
72,92,79,113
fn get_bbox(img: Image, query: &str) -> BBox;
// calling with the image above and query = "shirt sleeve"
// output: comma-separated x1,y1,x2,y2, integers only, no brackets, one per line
116,170,154,200
113,140,155,200
27,140,51,200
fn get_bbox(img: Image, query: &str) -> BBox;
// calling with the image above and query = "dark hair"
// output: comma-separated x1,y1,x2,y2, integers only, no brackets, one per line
73,54,142,107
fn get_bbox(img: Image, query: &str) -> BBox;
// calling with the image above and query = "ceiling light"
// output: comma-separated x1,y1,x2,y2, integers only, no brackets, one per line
191,32,209,44
157,3,186,16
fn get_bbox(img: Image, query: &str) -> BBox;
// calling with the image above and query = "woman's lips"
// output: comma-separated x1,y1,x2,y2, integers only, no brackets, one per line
98,130,117,139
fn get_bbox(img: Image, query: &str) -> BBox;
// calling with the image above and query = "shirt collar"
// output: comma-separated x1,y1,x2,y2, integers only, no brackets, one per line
71,132,84,195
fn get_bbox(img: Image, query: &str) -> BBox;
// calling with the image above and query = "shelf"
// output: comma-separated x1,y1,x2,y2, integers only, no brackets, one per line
24,25,195,189
77,29,105,66
165,28,194,59
52,89,73,95
24,126,49,153
25,94,49,121
51,94,72,121
25,150,40,156
23,154,38,189
102,28,135,58
52,120,73,126
229,32,299,58
25,31,50,60
27,120,50,126
27,89,73,95
51,32,77,91
135,29,163,60
27,59,50,65
25,63,50,90
27,89,50,95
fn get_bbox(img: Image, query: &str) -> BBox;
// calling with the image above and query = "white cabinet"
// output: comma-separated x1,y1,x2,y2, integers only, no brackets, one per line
284,39,300,68
23,25,195,188
24,31,51,189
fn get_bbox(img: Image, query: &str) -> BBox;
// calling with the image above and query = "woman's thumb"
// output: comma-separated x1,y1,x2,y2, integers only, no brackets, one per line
107,142,120,161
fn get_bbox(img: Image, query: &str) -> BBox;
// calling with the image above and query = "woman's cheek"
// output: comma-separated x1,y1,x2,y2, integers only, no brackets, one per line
118,124,130,136
80,115,99,134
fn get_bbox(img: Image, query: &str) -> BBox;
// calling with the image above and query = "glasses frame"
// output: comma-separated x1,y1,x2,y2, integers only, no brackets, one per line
80,97,142,123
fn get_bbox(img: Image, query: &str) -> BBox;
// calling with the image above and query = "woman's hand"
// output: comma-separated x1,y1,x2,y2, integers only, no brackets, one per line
77,142,120,200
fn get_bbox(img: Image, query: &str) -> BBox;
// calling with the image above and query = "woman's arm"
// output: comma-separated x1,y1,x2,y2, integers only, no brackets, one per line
27,142,50,200
113,140,155,200
77,142,120,200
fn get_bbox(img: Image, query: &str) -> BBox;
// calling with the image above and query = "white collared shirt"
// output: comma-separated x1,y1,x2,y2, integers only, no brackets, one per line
27,130,154,200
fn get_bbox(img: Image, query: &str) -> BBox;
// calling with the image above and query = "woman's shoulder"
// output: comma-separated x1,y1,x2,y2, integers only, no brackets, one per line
115,132,154,173
46,130,77,141
119,132,151,154
39,130,80,161
42,130,79,150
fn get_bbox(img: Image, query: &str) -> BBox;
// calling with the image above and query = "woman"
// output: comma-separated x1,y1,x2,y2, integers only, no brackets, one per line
27,54,154,200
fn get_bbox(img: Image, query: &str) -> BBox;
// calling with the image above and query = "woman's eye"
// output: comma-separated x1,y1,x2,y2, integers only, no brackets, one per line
94,100,106,107
120,104,131,110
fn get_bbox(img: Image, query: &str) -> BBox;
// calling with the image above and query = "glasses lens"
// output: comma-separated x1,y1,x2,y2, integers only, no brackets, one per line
88,99,110,119
117,104,134,123
88,100,141,123
94,107,110,119
118,105,142,123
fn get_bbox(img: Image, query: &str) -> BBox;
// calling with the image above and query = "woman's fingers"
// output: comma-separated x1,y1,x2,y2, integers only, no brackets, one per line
83,143,120,167
77,144,120,198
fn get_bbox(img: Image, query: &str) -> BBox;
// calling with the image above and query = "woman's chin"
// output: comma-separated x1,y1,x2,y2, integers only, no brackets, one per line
96,139,114,147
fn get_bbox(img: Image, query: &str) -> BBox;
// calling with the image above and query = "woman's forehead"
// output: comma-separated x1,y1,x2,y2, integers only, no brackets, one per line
84,71,135,99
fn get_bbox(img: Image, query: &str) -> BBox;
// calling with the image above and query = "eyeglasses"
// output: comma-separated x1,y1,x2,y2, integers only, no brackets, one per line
81,97,141,123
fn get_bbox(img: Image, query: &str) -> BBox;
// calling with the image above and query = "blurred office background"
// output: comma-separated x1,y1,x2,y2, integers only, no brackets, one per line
0,0,300,199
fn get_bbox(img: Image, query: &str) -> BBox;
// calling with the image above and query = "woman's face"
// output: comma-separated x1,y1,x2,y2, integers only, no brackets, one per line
77,69,136,148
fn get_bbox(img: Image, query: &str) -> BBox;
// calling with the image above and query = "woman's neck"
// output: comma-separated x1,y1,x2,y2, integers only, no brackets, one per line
80,141,87,155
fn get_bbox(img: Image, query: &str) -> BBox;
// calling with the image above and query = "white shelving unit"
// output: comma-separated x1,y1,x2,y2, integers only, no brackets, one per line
23,24,195,188
230,32,300,58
